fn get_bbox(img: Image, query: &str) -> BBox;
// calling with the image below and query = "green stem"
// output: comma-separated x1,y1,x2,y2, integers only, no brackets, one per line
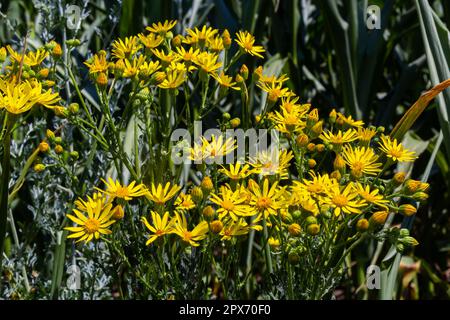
0,116,16,280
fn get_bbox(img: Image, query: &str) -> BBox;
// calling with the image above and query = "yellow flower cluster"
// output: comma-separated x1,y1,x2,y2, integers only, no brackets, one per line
0,42,62,114
66,22,425,259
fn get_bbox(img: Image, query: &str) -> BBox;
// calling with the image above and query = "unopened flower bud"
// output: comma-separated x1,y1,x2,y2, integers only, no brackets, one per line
296,134,309,147
356,218,369,232
398,204,417,216
201,176,214,194
112,205,125,220
66,39,81,47
288,223,302,237
230,118,241,128
329,109,337,123
370,211,388,225
240,64,249,80
305,216,317,226
34,163,45,172
306,223,320,236
288,251,300,265
202,206,215,220
39,141,49,153
190,186,203,203
210,220,223,234
307,159,316,168
68,103,79,114
55,145,64,154
393,172,406,186
96,72,108,88
401,236,419,246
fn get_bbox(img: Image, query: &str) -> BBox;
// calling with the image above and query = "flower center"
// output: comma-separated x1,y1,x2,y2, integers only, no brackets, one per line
155,229,164,236
84,218,100,234
332,194,348,207
388,149,402,159
351,161,364,178
222,200,235,211
115,186,130,198
256,197,272,209
183,231,192,241
307,183,323,194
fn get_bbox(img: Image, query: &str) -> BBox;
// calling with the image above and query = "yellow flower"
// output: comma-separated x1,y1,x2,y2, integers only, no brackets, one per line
184,25,218,47
138,33,163,49
65,199,115,243
146,182,182,205
0,79,60,114
146,20,177,35
97,177,147,200
320,129,358,147
175,193,196,211
7,46,48,67
111,36,141,60
208,36,225,52
249,149,293,179
269,103,308,133
84,52,109,74
257,80,290,103
172,212,208,246
337,113,364,128
353,183,389,209
324,183,366,216
138,60,161,78
292,172,337,198
190,135,236,163
378,135,417,162
176,46,200,64
219,162,253,180
341,145,382,178
158,68,186,89
248,178,285,217
141,211,174,245
122,56,146,78
219,219,250,241
235,31,265,58
356,127,377,145
74,192,107,211
151,48,180,66
212,72,240,91
193,52,222,74
210,185,255,221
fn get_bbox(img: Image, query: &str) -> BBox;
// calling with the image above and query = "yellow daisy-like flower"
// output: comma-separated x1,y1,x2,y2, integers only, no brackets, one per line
138,60,161,78
235,31,265,58
249,149,293,179
184,25,218,47
210,185,255,221
174,193,196,211
353,183,389,209
337,113,364,128
378,135,417,162
324,183,366,216
193,51,222,74
123,55,146,78
65,199,116,243
219,162,253,180
341,145,382,178
146,20,177,35
208,36,225,52
292,172,336,198
84,52,109,74
111,36,141,60
190,135,236,163
0,79,60,114
248,178,286,217
151,48,180,66
96,177,147,201
320,129,358,148
7,46,48,67
257,80,290,103
74,192,107,211
269,103,308,133
219,219,250,241
172,212,208,247
141,211,174,245
176,46,201,64
158,68,186,89
146,182,182,205
356,127,377,145
212,72,240,91
138,33,163,49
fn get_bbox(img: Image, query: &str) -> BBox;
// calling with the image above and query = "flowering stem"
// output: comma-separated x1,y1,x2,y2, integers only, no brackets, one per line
0,115,16,273
262,214,273,274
